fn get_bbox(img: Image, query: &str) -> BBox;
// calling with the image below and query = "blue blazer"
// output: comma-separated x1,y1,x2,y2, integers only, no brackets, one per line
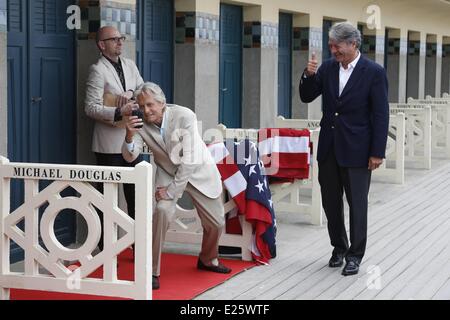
299,55,389,167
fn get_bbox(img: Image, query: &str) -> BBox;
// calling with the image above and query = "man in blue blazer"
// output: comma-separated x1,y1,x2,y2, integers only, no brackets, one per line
299,22,389,276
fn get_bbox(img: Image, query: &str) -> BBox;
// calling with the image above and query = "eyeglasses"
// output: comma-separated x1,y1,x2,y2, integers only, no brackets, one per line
100,36,126,43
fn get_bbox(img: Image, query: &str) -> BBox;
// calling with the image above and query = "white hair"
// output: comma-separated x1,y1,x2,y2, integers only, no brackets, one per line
135,82,167,104
329,22,362,49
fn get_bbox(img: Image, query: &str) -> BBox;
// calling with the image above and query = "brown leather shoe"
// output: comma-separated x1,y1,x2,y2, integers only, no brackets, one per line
152,276,160,290
197,259,232,274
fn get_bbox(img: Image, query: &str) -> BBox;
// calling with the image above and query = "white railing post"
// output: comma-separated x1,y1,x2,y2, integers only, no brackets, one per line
133,161,152,300
445,108,450,158
424,106,432,169
310,129,322,226
395,113,406,184
24,179,40,277
0,156,11,300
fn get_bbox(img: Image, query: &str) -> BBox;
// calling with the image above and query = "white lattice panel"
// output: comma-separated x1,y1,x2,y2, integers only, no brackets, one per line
0,157,152,300
389,106,432,170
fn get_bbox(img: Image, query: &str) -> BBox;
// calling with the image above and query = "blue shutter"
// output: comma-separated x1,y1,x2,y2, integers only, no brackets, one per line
7,0,77,263
219,4,242,128
278,13,292,118
323,19,332,60
139,0,174,102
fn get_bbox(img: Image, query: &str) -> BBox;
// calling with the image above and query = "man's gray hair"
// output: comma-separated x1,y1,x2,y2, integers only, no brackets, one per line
329,22,362,49
135,82,167,104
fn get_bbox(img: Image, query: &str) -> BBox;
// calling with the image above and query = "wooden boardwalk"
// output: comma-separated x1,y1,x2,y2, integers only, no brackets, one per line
192,158,450,300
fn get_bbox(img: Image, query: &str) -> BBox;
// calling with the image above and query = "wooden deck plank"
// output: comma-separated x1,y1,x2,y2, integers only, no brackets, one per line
269,171,450,300
281,184,450,300
195,159,450,300
394,244,450,300
433,278,450,300
316,181,450,300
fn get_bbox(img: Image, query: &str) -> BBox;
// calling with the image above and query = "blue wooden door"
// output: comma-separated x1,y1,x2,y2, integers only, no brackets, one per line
219,4,242,128
278,13,292,118
7,0,77,263
323,19,332,60
138,0,174,103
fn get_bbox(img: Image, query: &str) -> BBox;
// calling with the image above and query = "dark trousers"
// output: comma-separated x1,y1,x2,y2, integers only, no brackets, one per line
318,147,371,263
95,153,143,250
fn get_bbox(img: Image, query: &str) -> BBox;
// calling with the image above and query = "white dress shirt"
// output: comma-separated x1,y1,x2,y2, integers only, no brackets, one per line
339,51,361,96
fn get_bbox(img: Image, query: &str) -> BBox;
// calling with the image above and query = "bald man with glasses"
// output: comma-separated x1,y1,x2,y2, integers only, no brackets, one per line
85,26,144,252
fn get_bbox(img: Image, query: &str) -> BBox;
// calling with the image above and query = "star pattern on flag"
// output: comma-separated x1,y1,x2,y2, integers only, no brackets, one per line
255,180,264,193
214,138,277,264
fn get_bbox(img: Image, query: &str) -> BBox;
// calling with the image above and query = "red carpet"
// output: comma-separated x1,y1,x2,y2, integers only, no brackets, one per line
10,249,255,300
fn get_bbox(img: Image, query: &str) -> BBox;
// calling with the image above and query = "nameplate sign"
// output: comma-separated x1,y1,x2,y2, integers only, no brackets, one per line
2,164,137,184
390,107,425,115
304,121,321,129
277,119,320,129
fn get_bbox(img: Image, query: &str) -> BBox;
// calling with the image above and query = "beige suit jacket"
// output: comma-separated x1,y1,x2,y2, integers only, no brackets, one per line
85,56,144,153
122,105,222,200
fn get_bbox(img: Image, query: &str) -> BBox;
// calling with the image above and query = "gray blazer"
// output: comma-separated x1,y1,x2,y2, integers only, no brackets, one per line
122,105,223,200
85,56,144,154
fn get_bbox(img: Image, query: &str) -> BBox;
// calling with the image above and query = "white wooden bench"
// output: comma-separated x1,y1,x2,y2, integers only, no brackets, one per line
0,157,153,300
389,105,432,169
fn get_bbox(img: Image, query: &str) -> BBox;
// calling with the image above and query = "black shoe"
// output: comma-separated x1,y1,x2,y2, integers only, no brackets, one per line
152,276,160,290
328,253,344,268
342,260,360,276
197,259,232,274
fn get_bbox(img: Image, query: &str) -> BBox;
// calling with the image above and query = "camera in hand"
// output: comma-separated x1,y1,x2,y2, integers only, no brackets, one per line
132,109,144,129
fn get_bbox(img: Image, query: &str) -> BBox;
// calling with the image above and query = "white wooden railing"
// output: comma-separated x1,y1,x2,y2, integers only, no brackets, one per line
275,114,407,186
389,106,432,169
425,95,450,102
399,102,450,158
0,156,152,300
372,113,406,184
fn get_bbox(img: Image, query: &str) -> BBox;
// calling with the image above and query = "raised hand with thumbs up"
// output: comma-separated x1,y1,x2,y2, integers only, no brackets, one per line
305,52,318,77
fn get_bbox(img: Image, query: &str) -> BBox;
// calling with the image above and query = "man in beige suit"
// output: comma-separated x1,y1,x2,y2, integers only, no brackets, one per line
85,26,144,250
122,82,231,290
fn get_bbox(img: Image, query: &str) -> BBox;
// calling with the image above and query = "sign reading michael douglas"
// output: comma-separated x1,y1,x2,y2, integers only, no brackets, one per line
12,166,123,182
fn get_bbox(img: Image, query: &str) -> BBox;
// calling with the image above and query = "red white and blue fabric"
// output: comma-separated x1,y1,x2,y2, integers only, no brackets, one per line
258,128,311,182
208,140,276,265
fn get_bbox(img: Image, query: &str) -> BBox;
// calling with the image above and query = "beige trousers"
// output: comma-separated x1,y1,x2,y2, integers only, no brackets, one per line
152,169,225,276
